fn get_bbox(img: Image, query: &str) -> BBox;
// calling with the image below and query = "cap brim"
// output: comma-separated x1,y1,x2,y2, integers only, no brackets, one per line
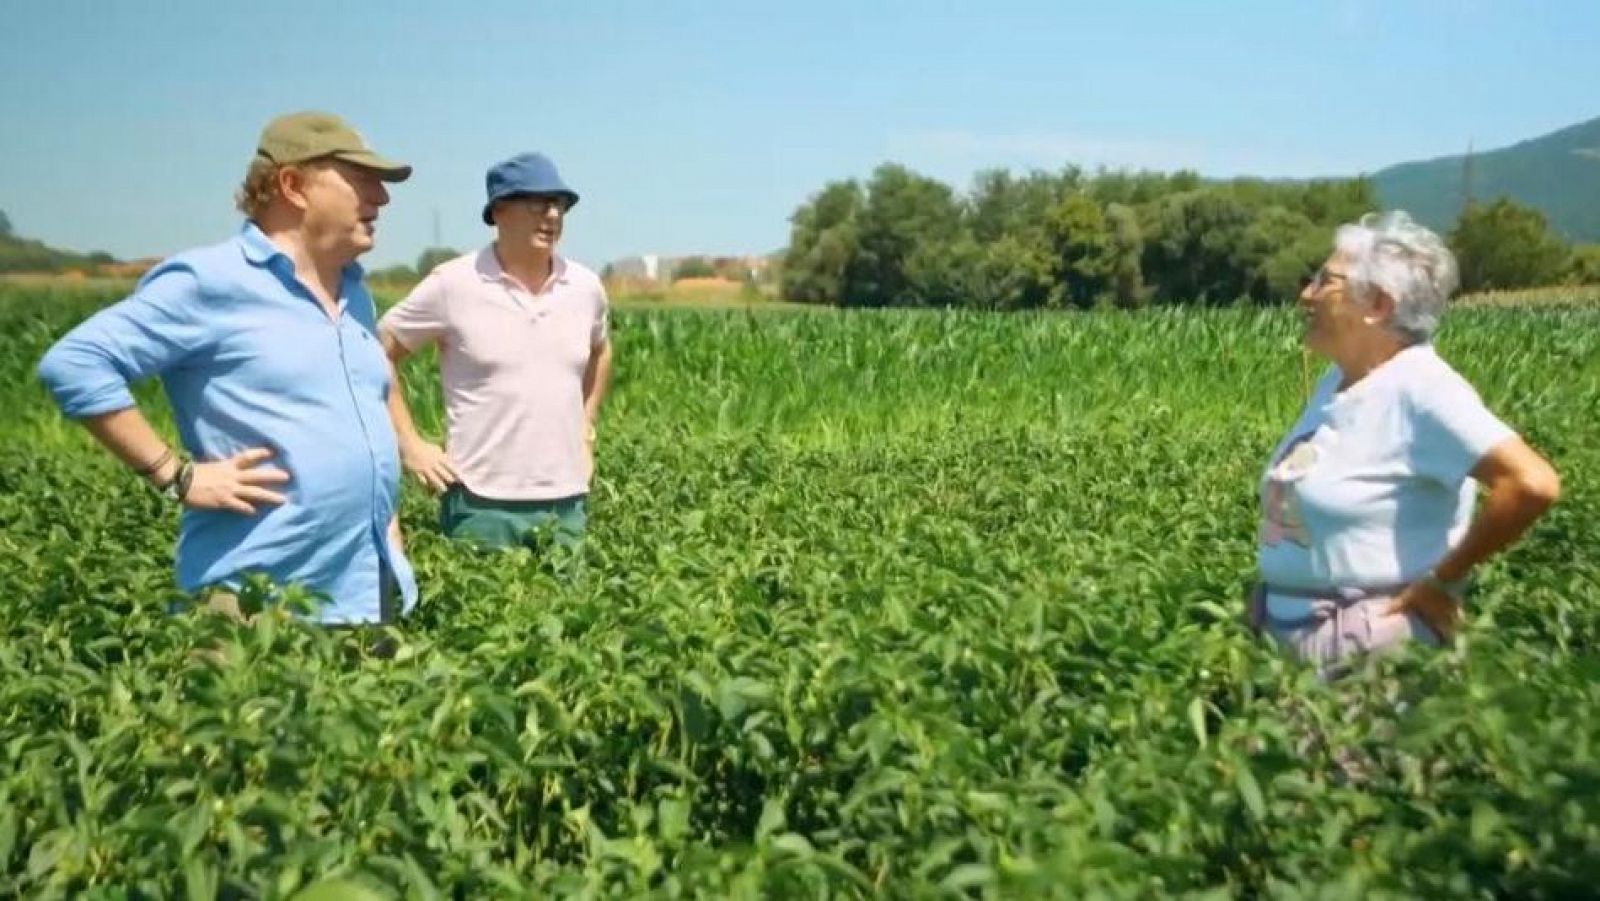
481,191,580,226
334,150,412,182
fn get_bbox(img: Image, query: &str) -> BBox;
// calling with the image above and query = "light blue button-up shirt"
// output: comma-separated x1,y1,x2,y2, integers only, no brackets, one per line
37,223,418,624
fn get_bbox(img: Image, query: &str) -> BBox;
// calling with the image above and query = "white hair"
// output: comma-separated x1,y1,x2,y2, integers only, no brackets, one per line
1333,211,1459,343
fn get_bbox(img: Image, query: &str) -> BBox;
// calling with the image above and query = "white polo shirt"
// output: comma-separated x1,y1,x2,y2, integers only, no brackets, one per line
380,247,609,501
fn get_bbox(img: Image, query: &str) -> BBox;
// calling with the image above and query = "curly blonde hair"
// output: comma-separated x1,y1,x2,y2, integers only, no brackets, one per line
234,156,284,220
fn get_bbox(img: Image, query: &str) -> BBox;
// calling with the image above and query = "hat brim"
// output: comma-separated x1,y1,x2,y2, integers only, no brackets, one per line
332,150,413,183
481,191,580,226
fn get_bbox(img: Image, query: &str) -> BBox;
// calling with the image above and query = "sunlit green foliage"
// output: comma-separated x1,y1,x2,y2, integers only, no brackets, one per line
1,284,1597,897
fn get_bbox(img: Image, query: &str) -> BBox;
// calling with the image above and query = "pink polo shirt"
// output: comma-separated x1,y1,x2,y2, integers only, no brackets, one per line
380,247,609,501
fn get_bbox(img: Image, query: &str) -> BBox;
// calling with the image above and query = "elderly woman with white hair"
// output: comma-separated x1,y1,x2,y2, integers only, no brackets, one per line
1249,211,1560,676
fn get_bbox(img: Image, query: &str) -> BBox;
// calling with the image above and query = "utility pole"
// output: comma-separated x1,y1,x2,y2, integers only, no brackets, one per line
1459,139,1476,216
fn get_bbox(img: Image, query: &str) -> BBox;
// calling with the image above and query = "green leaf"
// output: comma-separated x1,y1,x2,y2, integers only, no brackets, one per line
183,858,217,901
756,798,786,841
658,797,690,843
771,833,815,858
941,863,997,891
1189,696,1208,748
290,878,390,901
1235,762,1267,824
0,804,15,865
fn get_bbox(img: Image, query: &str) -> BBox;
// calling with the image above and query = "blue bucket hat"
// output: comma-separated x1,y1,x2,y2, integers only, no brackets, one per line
482,152,580,225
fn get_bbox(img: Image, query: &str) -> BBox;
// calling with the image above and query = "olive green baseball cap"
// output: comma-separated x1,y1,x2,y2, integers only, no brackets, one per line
254,111,412,182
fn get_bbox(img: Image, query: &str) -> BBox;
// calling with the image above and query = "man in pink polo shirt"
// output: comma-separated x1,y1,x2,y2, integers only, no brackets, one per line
378,152,612,551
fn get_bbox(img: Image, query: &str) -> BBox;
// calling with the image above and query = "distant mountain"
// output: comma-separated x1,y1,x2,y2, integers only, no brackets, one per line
1373,116,1600,243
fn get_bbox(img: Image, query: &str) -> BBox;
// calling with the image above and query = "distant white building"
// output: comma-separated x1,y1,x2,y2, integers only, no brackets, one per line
604,253,772,284
607,254,662,280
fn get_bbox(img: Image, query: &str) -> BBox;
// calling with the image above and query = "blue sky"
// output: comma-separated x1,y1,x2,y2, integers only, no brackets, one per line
2,0,1596,269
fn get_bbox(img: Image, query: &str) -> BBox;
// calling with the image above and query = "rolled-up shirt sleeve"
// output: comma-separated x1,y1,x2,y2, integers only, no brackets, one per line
36,264,207,419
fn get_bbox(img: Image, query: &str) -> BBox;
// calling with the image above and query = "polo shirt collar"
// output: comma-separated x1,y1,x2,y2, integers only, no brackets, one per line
475,245,568,292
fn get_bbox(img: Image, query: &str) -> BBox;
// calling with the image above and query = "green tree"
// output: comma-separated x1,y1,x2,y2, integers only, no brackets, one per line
984,234,1059,310
1566,244,1600,284
672,257,717,281
781,180,863,305
779,160,1383,310
1295,178,1378,226
1104,203,1146,308
967,168,1081,243
903,235,985,309
1042,195,1115,308
1239,206,1324,302
1140,190,1258,304
844,164,963,307
369,264,418,284
1088,169,1202,206
905,233,1056,310
0,209,12,237
415,247,460,277
1450,199,1570,292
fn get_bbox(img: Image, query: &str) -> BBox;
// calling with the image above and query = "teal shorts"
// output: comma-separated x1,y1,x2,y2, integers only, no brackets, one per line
439,486,587,552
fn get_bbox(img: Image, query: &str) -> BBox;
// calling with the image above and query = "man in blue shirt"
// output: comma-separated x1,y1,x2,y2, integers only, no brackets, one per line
37,111,418,625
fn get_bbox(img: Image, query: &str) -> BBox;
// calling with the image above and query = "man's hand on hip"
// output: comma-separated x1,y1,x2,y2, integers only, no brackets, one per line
183,447,291,515
401,439,460,494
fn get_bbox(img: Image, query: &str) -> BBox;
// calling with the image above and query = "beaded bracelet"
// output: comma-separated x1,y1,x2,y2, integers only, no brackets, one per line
135,447,174,478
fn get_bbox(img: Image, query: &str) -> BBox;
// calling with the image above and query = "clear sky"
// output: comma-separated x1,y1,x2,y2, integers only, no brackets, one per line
2,0,1596,269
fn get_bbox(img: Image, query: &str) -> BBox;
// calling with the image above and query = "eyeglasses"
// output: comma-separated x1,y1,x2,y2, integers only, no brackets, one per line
517,195,574,216
1306,267,1348,292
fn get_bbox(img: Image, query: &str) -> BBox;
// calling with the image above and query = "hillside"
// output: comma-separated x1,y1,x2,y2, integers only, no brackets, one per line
1373,116,1600,242
0,213,119,274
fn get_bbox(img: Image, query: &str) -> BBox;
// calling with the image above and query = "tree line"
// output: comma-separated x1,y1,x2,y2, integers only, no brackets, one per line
778,165,1600,309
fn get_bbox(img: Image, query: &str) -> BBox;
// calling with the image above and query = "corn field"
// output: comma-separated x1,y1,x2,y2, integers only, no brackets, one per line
1,283,1598,898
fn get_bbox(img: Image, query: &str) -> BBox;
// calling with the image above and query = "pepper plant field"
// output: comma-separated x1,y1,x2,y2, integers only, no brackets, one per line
1,283,1598,898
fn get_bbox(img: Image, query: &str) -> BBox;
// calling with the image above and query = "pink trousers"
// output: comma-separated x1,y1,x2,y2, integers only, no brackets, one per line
1247,583,1442,679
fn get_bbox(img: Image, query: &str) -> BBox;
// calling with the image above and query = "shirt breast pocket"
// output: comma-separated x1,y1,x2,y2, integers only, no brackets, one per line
342,323,392,400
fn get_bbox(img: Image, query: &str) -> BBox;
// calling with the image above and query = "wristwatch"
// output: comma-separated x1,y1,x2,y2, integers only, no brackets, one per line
160,459,195,503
